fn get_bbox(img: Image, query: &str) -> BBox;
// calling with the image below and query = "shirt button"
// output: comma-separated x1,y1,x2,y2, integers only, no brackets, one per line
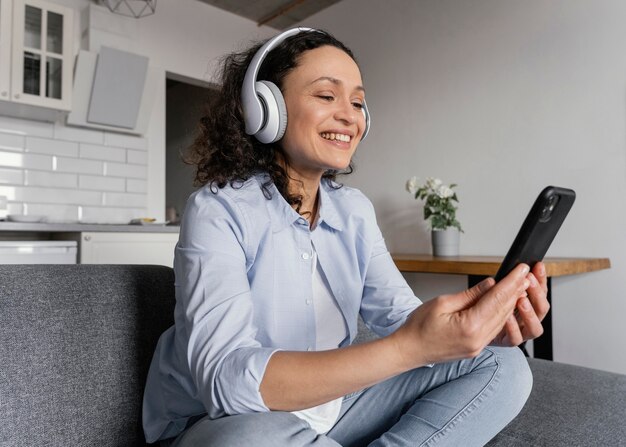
305,299,312,305
301,252,310,260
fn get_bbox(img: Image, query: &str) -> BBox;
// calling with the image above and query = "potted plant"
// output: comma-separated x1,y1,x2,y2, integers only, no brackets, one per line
406,176,463,256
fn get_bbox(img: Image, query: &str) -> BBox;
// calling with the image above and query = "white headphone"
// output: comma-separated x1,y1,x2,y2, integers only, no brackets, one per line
241,27,371,144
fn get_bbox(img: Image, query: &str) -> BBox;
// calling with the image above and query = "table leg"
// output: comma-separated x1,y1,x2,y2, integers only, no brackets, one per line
467,275,553,361
533,277,552,360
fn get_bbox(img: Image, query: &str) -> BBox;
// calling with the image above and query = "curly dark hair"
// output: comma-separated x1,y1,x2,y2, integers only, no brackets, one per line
184,29,358,212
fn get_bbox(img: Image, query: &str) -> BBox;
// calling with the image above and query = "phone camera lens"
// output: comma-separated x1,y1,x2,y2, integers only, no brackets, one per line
540,194,560,222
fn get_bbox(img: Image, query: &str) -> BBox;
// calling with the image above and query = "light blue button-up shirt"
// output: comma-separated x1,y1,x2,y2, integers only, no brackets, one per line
142,174,422,442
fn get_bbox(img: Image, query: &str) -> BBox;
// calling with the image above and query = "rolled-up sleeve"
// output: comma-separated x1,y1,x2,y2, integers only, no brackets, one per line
175,189,280,417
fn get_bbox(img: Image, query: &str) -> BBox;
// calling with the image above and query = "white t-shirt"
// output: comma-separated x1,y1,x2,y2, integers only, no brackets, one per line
291,249,348,434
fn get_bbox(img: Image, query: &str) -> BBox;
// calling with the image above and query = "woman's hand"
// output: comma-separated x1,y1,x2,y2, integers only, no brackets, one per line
491,262,550,347
389,263,532,370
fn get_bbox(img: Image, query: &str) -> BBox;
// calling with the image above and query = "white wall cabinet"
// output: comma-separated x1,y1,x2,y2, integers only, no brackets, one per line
0,0,73,111
79,232,178,267
0,0,13,102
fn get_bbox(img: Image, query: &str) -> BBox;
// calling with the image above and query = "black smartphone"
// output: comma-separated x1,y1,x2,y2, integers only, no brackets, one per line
494,186,575,282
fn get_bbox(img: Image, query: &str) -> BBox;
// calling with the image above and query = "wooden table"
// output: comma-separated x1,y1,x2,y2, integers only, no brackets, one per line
392,255,611,360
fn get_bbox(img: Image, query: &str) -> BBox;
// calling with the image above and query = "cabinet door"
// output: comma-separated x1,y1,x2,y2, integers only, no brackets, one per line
10,0,73,110
0,0,12,101
79,232,179,267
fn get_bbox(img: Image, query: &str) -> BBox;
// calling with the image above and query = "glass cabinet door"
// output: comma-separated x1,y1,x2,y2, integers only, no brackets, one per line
45,10,63,99
11,0,73,110
22,4,42,96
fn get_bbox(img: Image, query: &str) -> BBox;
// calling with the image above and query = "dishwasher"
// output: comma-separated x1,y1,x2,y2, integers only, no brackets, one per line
0,241,78,264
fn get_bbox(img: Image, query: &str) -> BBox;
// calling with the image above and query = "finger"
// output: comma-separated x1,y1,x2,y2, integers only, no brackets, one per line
526,272,550,321
503,313,524,346
445,278,495,313
450,277,495,311
472,263,531,322
516,296,544,339
532,262,548,295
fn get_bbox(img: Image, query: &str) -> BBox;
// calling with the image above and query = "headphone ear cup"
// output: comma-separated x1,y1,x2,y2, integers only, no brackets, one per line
361,100,370,141
254,80,288,144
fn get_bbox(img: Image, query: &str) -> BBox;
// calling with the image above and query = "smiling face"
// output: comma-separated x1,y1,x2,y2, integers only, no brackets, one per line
279,45,366,183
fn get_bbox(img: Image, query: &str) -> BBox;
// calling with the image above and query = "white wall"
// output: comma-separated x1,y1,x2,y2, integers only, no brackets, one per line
304,0,626,374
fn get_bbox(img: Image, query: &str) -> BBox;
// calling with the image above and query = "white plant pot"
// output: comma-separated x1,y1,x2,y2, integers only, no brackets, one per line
431,228,460,257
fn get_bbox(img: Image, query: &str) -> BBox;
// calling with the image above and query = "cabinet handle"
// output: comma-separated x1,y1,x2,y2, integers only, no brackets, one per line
84,235,91,241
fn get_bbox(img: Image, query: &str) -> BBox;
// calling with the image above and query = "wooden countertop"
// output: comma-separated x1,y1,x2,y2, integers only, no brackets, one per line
392,254,611,277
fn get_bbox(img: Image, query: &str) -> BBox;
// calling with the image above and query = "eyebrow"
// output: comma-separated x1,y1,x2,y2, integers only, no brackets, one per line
310,76,365,93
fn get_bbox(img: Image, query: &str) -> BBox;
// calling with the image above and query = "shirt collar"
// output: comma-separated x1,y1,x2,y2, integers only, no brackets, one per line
256,174,344,233
317,180,344,232
256,174,301,233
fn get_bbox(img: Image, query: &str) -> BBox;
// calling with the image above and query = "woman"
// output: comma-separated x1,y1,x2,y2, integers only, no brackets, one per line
143,28,549,447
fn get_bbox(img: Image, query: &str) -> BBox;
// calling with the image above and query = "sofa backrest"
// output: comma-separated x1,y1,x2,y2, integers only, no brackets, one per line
0,264,175,447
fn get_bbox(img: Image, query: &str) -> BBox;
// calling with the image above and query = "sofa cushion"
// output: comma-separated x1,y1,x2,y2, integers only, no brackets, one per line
0,264,175,447
487,357,626,446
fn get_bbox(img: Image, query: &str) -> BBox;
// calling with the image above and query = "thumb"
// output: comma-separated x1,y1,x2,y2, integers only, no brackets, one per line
450,277,495,311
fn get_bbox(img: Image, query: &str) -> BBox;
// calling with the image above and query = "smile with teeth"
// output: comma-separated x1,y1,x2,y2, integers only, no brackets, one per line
320,132,351,143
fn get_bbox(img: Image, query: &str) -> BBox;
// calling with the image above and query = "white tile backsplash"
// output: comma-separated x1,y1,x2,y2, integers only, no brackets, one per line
80,206,147,224
11,186,102,206
104,131,147,151
103,191,147,207
0,167,24,185
25,153,54,170
0,114,150,223
6,202,23,215
0,185,18,200
0,132,25,152
126,178,147,193
79,174,125,192
80,143,126,162
105,161,147,179
26,136,79,157
56,157,104,175
0,151,53,170
25,170,78,188
24,203,80,222
0,115,54,138
54,122,105,144
127,149,148,165
0,151,22,169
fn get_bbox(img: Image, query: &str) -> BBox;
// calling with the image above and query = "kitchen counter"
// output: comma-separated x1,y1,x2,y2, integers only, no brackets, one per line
0,221,180,266
0,221,180,233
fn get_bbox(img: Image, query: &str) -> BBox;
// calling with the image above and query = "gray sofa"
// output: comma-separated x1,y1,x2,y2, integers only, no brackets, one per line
1,264,624,447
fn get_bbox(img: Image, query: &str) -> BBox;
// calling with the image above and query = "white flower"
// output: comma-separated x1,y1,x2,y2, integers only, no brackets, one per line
426,177,442,190
437,185,454,199
406,176,419,194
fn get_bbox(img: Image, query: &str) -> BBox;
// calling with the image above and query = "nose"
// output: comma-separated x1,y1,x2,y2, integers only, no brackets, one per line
334,97,359,127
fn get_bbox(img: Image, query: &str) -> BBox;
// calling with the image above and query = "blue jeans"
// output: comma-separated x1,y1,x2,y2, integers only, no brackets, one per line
164,346,532,447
